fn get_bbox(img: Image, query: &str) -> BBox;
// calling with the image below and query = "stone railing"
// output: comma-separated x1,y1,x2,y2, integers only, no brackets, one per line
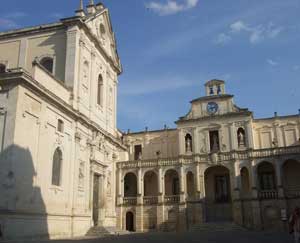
258,190,278,200
143,196,159,205
117,145,300,169
284,187,300,198
123,197,137,206
164,195,180,204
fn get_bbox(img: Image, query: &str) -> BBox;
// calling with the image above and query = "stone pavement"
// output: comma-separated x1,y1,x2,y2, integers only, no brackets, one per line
0,230,294,243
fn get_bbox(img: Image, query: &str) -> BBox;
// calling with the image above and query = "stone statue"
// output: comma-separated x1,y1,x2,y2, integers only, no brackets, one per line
238,131,245,147
212,134,219,151
186,136,192,152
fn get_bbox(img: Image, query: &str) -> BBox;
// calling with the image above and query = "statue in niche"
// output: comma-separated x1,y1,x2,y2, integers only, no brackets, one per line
185,134,193,153
212,134,219,151
237,128,246,147
78,161,85,190
107,171,112,197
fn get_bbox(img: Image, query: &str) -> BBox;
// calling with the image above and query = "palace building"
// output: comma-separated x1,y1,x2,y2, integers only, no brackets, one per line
0,1,300,240
118,80,300,233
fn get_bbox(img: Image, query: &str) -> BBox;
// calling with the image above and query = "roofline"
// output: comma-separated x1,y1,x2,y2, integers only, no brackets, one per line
0,13,122,75
176,111,253,124
190,94,234,103
124,128,177,136
254,114,300,122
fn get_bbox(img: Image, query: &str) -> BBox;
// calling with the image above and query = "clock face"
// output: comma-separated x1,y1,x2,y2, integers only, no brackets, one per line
207,102,219,114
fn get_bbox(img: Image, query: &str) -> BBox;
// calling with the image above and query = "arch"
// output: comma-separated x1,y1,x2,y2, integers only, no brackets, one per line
237,127,246,148
124,172,137,197
0,63,6,73
204,165,231,203
185,133,193,153
257,161,276,191
144,170,158,196
164,169,179,196
282,159,300,197
186,171,195,197
40,57,54,73
97,74,104,106
125,211,135,232
52,147,63,186
240,167,251,198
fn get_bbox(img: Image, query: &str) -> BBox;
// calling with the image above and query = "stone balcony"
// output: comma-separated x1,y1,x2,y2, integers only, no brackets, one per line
117,145,300,169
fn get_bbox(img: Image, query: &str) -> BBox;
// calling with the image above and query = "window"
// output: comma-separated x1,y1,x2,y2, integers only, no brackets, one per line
209,86,214,95
217,85,221,94
97,74,104,106
52,148,63,186
260,173,275,190
134,145,142,160
40,57,54,73
209,130,220,152
0,64,6,73
185,133,193,152
57,119,64,133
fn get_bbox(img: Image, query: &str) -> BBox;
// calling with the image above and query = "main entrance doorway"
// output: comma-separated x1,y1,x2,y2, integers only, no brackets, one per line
126,212,135,232
93,174,101,226
204,166,232,222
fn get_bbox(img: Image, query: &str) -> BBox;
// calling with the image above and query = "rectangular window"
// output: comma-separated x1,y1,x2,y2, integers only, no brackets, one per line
209,130,220,152
134,145,142,160
260,173,275,190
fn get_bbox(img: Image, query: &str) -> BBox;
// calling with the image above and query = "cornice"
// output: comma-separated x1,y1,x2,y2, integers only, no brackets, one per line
0,69,126,150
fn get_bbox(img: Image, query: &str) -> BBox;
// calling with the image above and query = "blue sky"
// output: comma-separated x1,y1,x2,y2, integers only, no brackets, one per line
1,0,299,132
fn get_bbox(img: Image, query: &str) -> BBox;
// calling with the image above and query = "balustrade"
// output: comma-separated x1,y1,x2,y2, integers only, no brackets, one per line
123,197,137,205
164,195,180,204
143,196,158,205
258,190,278,200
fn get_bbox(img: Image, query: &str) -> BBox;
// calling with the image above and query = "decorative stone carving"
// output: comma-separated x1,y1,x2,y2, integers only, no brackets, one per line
78,161,85,191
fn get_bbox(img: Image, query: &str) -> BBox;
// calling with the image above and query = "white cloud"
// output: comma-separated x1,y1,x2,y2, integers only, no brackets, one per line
146,0,199,16
0,12,27,30
214,33,232,45
267,59,279,66
216,20,283,45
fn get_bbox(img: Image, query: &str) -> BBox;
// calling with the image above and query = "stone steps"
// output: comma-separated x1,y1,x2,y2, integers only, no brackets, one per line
189,222,247,233
86,226,130,237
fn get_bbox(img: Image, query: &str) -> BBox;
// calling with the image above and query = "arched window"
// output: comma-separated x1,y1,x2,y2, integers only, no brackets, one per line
185,133,193,153
52,148,63,186
0,63,6,73
57,119,64,133
237,128,246,148
97,74,104,106
40,57,54,73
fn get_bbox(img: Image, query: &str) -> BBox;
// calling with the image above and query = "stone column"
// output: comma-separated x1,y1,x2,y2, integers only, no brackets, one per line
180,166,186,202
137,168,143,204
157,168,165,231
117,169,123,205
195,163,201,199
179,129,185,155
246,121,254,149
230,123,237,151
275,160,284,197
232,161,243,225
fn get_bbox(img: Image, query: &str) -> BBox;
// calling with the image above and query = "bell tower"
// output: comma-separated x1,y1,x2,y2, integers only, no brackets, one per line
205,79,226,96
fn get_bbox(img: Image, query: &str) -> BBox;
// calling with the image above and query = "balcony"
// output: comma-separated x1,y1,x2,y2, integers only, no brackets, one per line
143,196,158,205
258,190,278,200
123,197,137,206
164,195,180,204
117,145,300,169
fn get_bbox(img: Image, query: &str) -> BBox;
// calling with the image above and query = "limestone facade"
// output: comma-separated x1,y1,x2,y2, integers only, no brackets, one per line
0,2,128,240
118,80,300,232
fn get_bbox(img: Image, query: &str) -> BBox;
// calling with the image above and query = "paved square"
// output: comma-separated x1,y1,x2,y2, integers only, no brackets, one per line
1,230,294,243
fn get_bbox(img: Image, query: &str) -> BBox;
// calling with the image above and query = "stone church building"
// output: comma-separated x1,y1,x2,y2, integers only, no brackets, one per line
0,1,299,240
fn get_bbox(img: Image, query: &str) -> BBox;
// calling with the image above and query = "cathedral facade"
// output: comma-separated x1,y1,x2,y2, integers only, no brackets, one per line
0,1,299,240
